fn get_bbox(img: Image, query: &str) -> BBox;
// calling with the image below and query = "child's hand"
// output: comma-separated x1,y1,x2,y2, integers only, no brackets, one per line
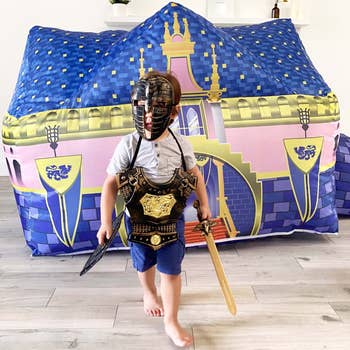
200,205,211,220
96,223,112,245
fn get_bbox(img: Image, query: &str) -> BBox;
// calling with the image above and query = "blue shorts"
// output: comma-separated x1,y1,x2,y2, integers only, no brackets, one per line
125,215,185,275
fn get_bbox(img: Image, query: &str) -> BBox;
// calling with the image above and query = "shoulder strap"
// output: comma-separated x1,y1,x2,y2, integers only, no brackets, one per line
128,130,188,171
168,128,187,171
128,135,142,170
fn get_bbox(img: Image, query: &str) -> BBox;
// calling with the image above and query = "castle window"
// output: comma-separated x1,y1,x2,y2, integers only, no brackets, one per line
174,105,204,136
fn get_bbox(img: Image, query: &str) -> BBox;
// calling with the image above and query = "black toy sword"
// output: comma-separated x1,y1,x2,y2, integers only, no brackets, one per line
80,210,124,276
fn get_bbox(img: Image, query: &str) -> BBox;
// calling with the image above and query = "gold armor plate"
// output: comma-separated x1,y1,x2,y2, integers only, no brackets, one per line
140,193,176,218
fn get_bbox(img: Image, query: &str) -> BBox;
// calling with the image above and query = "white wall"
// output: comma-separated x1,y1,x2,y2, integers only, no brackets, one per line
0,0,349,176
299,1,349,132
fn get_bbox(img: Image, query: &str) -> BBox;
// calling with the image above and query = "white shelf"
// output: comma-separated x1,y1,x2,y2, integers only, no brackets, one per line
207,17,308,29
105,17,145,31
104,17,309,31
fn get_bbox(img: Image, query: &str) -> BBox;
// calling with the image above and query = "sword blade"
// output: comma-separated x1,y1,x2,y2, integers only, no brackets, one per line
79,210,124,276
203,231,237,315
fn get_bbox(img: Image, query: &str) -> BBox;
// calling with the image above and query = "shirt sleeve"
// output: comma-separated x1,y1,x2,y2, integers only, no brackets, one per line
106,135,132,175
180,135,197,171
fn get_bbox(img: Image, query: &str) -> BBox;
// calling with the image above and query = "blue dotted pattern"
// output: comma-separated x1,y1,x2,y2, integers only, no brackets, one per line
8,26,126,117
8,2,330,118
221,19,330,97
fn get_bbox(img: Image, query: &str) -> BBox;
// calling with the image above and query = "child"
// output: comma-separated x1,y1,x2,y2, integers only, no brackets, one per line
97,71,210,347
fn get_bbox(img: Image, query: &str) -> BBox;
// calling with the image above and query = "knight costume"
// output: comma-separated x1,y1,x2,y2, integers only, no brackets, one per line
115,75,197,250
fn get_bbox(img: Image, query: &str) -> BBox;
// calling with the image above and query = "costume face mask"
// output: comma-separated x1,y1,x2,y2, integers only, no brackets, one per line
131,76,175,141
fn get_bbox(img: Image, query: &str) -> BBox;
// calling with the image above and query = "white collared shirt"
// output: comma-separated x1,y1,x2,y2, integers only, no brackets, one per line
107,130,196,184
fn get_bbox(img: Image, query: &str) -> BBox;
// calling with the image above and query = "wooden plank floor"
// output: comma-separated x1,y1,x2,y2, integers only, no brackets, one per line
1,176,350,349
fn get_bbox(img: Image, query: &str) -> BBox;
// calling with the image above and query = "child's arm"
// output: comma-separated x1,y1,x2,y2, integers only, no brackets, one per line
96,175,119,245
189,165,211,220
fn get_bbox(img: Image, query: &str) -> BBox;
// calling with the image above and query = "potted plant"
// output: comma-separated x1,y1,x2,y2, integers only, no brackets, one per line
109,0,130,17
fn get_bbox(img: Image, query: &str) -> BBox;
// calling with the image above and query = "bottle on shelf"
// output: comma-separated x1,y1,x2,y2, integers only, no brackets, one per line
271,2,280,18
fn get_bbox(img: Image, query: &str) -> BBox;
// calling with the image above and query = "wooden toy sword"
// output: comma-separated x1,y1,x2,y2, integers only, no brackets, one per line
193,199,237,315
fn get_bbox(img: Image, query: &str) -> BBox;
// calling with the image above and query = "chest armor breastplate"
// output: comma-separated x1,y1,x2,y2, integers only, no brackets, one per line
117,167,197,250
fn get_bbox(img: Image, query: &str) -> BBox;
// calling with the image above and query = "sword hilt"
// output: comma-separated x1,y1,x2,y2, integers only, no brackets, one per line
193,200,216,235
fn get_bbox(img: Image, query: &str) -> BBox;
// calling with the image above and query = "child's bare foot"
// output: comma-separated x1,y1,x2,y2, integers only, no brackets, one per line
143,291,164,317
165,321,193,348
